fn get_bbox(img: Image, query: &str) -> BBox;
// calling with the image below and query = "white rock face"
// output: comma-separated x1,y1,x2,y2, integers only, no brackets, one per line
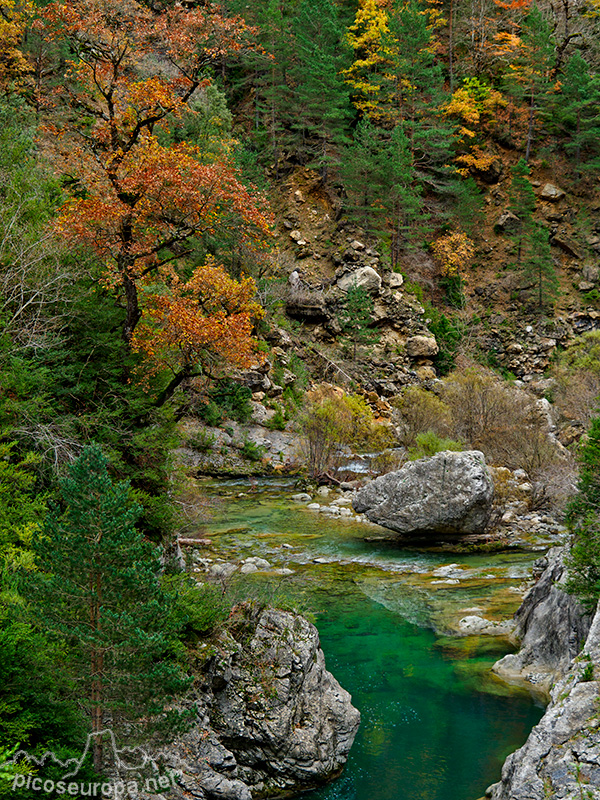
337,266,382,294
493,548,591,693
353,450,494,538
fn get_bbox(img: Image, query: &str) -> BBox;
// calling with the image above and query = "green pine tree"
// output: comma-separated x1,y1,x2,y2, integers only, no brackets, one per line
24,445,189,774
290,0,352,177
522,223,559,309
508,157,537,264
565,416,600,609
552,50,600,173
340,285,378,360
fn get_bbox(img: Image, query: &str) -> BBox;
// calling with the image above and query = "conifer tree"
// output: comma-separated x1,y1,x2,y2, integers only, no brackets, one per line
290,0,352,176
340,285,378,360
505,6,555,161
566,415,600,609
508,157,537,263
25,445,189,774
523,223,559,309
552,50,600,173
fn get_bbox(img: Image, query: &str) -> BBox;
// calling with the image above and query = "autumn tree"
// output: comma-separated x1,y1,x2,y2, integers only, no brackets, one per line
38,0,272,377
503,6,555,160
0,1,32,94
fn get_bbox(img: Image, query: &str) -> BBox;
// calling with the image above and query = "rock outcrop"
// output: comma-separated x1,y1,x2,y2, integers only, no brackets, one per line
153,605,360,800
353,450,494,538
493,548,592,694
489,603,600,800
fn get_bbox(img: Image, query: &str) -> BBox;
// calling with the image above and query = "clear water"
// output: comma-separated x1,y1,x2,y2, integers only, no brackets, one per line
197,479,544,800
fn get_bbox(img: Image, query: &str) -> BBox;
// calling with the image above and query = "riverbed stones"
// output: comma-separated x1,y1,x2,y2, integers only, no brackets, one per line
353,450,494,538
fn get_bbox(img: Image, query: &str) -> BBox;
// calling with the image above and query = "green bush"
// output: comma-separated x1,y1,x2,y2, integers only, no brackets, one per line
163,574,230,638
241,439,266,462
408,431,463,460
208,379,253,423
265,406,286,431
199,400,224,427
186,429,216,453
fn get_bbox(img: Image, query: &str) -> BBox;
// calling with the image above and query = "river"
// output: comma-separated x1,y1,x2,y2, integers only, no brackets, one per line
195,477,544,800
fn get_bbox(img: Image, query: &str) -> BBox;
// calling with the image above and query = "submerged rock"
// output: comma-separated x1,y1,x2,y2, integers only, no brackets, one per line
155,606,360,800
353,450,494,539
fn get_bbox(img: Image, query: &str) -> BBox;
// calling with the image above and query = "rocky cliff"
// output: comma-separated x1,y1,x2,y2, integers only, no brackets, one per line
493,548,592,695
489,549,600,800
148,605,360,800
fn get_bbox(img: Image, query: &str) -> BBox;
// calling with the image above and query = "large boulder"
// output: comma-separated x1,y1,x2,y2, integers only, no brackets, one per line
337,266,382,294
353,450,494,538
152,606,360,799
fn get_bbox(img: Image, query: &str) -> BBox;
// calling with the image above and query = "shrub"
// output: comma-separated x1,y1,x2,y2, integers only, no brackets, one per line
241,439,266,462
441,365,562,476
265,406,286,431
208,379,253,423
163,574,230,638
186,429,216,453
394,386,452,447
550,332,600,428
199,400,224,427
408,431,463,460
298,387,395,478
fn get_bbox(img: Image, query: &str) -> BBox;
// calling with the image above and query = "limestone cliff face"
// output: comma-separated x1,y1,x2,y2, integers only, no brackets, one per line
489,549,600,800
493,548,592,695
149,606,360,800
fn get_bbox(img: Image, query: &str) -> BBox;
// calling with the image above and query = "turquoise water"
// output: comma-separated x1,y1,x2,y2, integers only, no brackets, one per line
197,479,544,800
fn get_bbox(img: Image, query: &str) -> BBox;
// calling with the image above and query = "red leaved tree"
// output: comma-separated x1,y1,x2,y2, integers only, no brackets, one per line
38,0,272,380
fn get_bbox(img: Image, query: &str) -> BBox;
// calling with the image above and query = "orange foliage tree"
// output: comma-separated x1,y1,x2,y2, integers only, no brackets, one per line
0,0,33,92
38,0,272,380
431,231,475,277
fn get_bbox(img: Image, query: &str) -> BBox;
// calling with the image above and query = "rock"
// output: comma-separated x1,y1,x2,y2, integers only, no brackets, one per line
579,280,596,292
472,158,504,184
406,335,439,358
251,402,276,425
389,272,404,289
158,607,360,799
493,548,591,694
240,563,259,574
307,503,320,511
210,563,238,580
416,366,437,381
239,371,272,393
291,493,312,502
353,450,494,538
244,557,271,570
490,601,600,800
350,239,365,250
551,233,584,259
539,183,566,202
495,210,521,233
337,266,382,294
